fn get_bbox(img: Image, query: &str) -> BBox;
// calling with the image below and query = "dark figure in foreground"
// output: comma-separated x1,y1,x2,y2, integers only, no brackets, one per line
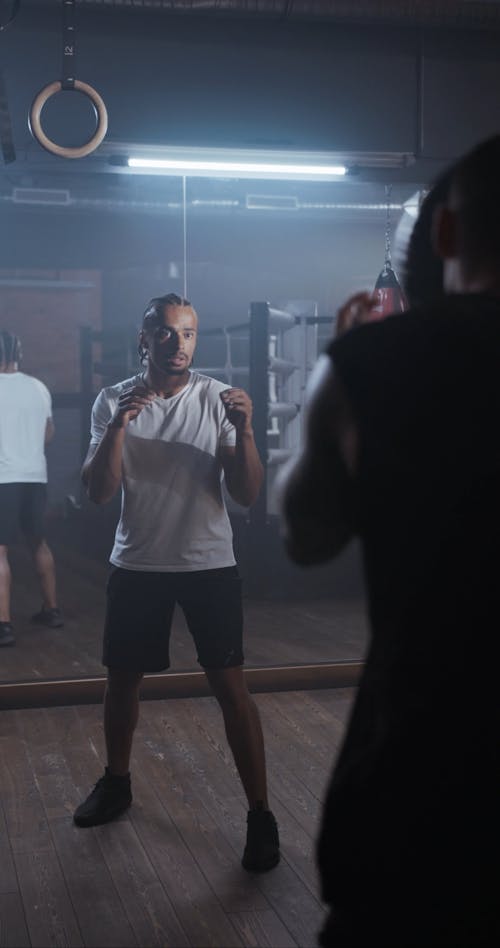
279,137,500,946
0,330,63,646
74,293,279,872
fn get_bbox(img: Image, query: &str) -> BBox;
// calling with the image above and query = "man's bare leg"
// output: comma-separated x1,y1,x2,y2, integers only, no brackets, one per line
104,668,143,775
0,545,11,622
73,668,142,827
26,537,58,610
205,665,280,871
205,665,269,807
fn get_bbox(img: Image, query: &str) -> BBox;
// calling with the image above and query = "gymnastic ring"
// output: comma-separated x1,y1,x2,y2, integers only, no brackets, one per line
29,79,108,159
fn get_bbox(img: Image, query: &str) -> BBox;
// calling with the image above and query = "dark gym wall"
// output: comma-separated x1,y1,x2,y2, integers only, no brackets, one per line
1,8,500,328
4,9,418,153
1,9,499,327
0,208,387,326
2,8,500,159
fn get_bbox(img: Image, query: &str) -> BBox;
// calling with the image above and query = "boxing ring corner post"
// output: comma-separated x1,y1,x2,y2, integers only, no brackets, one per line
79,325,95,495
249,302,270,532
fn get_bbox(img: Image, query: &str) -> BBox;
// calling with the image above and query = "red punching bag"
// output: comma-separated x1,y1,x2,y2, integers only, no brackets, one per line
371,185,407,319
372,261,407,318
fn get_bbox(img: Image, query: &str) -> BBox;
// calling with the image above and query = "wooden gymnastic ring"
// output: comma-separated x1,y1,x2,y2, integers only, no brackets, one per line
29,79,108,158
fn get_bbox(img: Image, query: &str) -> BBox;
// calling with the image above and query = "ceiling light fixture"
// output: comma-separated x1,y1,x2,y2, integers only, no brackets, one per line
106,144,413,180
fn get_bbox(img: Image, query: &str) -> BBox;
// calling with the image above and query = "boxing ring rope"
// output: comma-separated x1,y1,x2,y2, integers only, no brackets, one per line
196,304,306,527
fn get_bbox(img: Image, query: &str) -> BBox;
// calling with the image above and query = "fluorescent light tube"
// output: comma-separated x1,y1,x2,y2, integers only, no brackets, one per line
127,156,347,179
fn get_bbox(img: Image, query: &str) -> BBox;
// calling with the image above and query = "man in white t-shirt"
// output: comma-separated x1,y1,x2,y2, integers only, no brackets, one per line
73,293,280,872
0,330,63,647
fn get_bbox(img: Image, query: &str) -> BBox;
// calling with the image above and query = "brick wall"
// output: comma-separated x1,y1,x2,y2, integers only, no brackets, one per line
0,269,101,393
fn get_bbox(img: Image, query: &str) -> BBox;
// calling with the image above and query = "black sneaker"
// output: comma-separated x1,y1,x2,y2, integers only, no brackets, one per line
242,803,280,872
0,622,15,646
73,768,132,827
31,606,64,629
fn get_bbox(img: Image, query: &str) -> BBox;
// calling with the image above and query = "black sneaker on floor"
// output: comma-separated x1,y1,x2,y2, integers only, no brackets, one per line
0,622,15,646
73,769,132,827
31,606,64,629
242,804,280,872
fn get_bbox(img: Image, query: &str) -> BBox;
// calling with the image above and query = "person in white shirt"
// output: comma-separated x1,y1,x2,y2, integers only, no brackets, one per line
73,292,280,873
0,329,63,647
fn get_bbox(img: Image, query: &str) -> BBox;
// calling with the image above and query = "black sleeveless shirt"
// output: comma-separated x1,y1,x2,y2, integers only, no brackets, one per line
318,294,500,937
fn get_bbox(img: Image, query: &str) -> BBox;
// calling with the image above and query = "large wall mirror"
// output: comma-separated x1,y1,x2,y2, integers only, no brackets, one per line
0,168,424,697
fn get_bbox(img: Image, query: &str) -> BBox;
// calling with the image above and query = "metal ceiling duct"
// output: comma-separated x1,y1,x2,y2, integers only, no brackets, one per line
21,0,500,30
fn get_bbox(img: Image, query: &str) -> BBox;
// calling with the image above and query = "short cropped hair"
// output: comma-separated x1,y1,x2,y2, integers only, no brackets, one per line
0,329,21,367
449,134,500,278
402,168,453,308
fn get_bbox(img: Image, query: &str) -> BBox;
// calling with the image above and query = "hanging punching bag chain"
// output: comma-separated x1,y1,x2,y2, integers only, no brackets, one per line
384,184,393,272
28,0,108,159
372,183,407,317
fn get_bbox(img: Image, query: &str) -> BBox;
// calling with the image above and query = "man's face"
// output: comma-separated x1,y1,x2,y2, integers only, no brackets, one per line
143,304,198,375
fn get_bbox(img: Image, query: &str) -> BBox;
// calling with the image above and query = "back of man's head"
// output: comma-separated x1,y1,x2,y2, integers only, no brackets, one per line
449,134,500,280
0,329,21,369
402,168,454,308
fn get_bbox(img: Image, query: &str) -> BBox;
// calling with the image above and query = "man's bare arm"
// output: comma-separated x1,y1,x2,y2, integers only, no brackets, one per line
277,355,358,565
220,388,264,507
82,385,154,504
45,417,55,444
81,426,126,504
220,435,264,508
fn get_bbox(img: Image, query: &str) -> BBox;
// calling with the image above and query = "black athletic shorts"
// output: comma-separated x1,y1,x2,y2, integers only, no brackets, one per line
0,482,47,545
103,565,244,673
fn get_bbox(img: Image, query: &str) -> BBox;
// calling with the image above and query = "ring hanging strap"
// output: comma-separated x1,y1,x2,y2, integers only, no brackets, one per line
62,0,76,90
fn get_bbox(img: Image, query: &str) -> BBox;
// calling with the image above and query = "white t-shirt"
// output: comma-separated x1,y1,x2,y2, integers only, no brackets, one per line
90,371,237,572
0,372,52,484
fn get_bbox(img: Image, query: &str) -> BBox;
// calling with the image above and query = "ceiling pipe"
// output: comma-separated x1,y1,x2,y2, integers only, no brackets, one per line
21,0,500,29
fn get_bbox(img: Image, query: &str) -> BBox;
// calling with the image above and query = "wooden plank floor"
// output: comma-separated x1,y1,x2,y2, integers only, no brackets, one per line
1,543,369,684
0,688,355,948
